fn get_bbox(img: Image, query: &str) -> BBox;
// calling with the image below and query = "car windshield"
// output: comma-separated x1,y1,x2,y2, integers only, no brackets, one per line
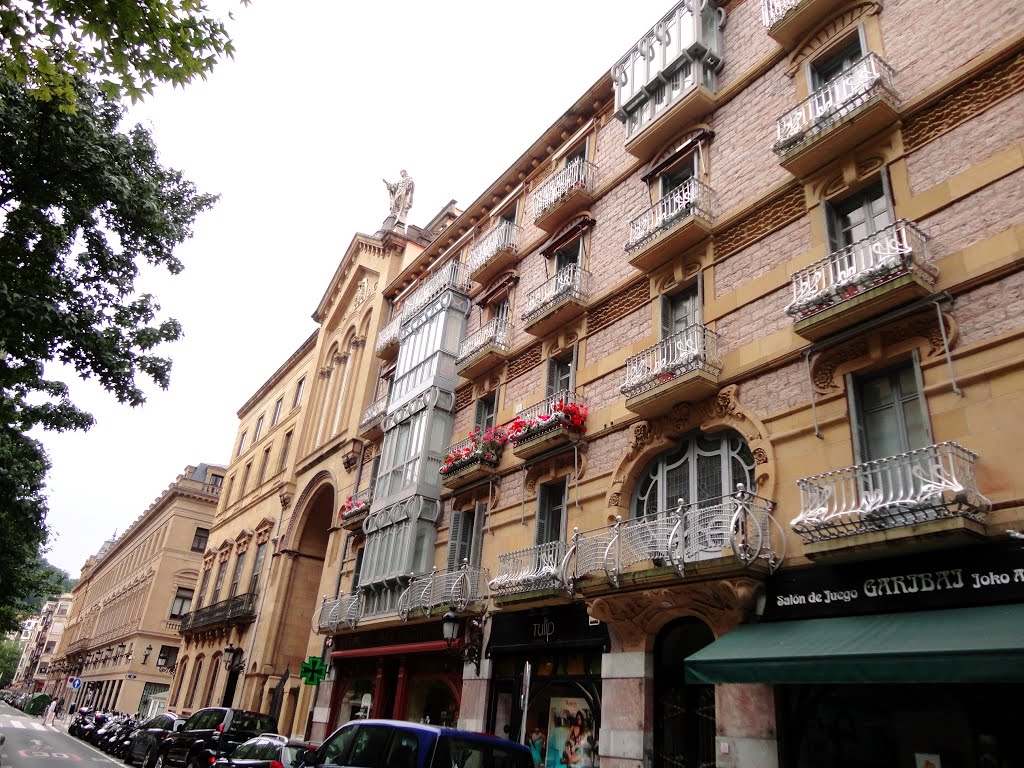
231,712,278,733
434,736,532,768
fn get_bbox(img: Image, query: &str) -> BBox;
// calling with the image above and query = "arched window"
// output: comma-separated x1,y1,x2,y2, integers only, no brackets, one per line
633,429,754,517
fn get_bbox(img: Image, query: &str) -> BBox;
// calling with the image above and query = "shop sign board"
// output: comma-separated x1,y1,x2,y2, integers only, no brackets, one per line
765,541,1024,621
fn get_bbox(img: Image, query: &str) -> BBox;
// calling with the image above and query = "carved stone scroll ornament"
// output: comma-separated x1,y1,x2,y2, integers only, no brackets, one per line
524,446,588,496
589,576,762,652
811,310,958,394
606,385,776,511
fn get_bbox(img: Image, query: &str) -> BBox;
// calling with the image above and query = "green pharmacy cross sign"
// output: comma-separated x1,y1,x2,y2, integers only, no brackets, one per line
299,656,328,686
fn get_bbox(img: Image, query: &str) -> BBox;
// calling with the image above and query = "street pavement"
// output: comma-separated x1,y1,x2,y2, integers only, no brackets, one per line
0,702,122,767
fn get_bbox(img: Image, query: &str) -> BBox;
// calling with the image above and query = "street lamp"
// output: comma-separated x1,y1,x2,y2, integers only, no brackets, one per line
142,645,153,665
223,643,245,673
440,611,483,675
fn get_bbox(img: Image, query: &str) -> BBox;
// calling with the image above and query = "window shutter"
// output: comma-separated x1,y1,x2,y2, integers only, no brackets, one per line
823,199,843,255
569,343,579,392
845,373,870,464
879,164,896,226
910,349,935,446
447,511,464,571
660,294,672,339
470,503,486,567
535,489,549,545
546,359,559,397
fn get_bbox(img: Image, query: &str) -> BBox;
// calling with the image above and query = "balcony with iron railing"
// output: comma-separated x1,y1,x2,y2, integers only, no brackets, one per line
613,0,724,158
761,0,839,46
521,264,591,337
375,315,402,359
791,442,991,554
467,220,524,285
358,395,388,440
178,592,258,633
784,220,936,340
489,540,571,599
626,178,717,271
621,325,723,416
318,592,363,633
440,430,507,489
530,159,598,233
774,52,900,176
456,318,512,380
398,564,490,621
509,390,588,459
401,261,473,321
339,486,373,531
568,487,782,589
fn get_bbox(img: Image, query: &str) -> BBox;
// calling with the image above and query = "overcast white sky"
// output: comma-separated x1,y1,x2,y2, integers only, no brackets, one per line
39,0,673,576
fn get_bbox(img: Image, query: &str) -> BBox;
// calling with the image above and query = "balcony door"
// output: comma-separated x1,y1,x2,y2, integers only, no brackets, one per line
660,286,702,372
536,479,567,547
826,181,893,283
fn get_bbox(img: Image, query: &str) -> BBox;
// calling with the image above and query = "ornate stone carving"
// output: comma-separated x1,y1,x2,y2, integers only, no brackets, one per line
714,184,805,259
787,3,883,76
810,310,957,393
607,385,776,510
588,577,763,651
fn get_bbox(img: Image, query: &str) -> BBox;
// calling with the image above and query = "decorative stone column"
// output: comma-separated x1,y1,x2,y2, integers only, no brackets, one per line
599,650,653,768
714,684,779,768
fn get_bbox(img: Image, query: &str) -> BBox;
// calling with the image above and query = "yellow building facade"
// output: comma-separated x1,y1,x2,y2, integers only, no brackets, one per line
172,0,1023,765
49,465,222,716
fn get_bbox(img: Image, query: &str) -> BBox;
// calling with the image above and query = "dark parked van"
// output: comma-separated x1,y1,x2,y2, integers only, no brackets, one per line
297,719,532,768
155,707,278,768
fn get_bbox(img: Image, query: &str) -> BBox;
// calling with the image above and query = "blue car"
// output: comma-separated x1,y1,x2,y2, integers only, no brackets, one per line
296,720,532,768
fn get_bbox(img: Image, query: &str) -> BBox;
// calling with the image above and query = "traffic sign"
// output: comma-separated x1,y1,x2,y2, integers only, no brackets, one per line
69,678,82,689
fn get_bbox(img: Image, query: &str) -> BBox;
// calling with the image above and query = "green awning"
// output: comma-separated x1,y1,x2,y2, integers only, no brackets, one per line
685,603,1024,684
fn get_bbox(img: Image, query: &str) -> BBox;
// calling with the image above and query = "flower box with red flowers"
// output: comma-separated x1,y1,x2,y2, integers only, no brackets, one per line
340,492,372,522
509,399,588,458
440,427,508,487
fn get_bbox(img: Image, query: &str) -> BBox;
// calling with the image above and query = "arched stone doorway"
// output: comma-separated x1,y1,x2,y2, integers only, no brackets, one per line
653,617,716,768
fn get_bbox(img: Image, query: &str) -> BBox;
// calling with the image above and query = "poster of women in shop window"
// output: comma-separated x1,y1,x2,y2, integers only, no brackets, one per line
545,697,598,767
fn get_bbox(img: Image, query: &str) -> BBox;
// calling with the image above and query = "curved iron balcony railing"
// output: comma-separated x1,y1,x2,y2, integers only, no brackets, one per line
529,159,597,222
626,178,716,251
178,592,257,633
359,395,388,430
467,221,522,275
568,487,782,588
521,265,592,326
620,325,723,399
318,592,363,633
402,261,472,321
784,220,936,320
374,315,402,355
398,564,490,621
791,442,990,542
457,318,511,366
762,0,800,28
488,540,571,597
774,52,899,155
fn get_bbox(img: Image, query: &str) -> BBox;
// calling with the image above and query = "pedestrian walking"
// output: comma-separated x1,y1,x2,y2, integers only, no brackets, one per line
56,698,65,720
43,699,57,726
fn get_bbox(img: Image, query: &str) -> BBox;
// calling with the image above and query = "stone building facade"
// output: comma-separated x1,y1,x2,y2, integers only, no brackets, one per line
48,465,222,716
161,0,1024,765
311,1,1024,766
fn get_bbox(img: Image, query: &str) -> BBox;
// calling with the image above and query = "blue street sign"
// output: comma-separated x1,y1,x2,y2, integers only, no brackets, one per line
70,678,82,689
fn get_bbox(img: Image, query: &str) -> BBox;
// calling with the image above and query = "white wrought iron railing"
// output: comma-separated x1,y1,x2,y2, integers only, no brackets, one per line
488,541,571,597
784,220,936,320
467,220,523,275
319,592,363,632
620,324,723,399
774,52,899,154
344,486,373,517
626,178,716,251
402,261,472,321
530,158,598,222
358,395,388,430
398,564,490,621
457,318,512,365
521,265,592,326
791,442,990,542
566,487,782,587
374,315,402,355
761,0,801,28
